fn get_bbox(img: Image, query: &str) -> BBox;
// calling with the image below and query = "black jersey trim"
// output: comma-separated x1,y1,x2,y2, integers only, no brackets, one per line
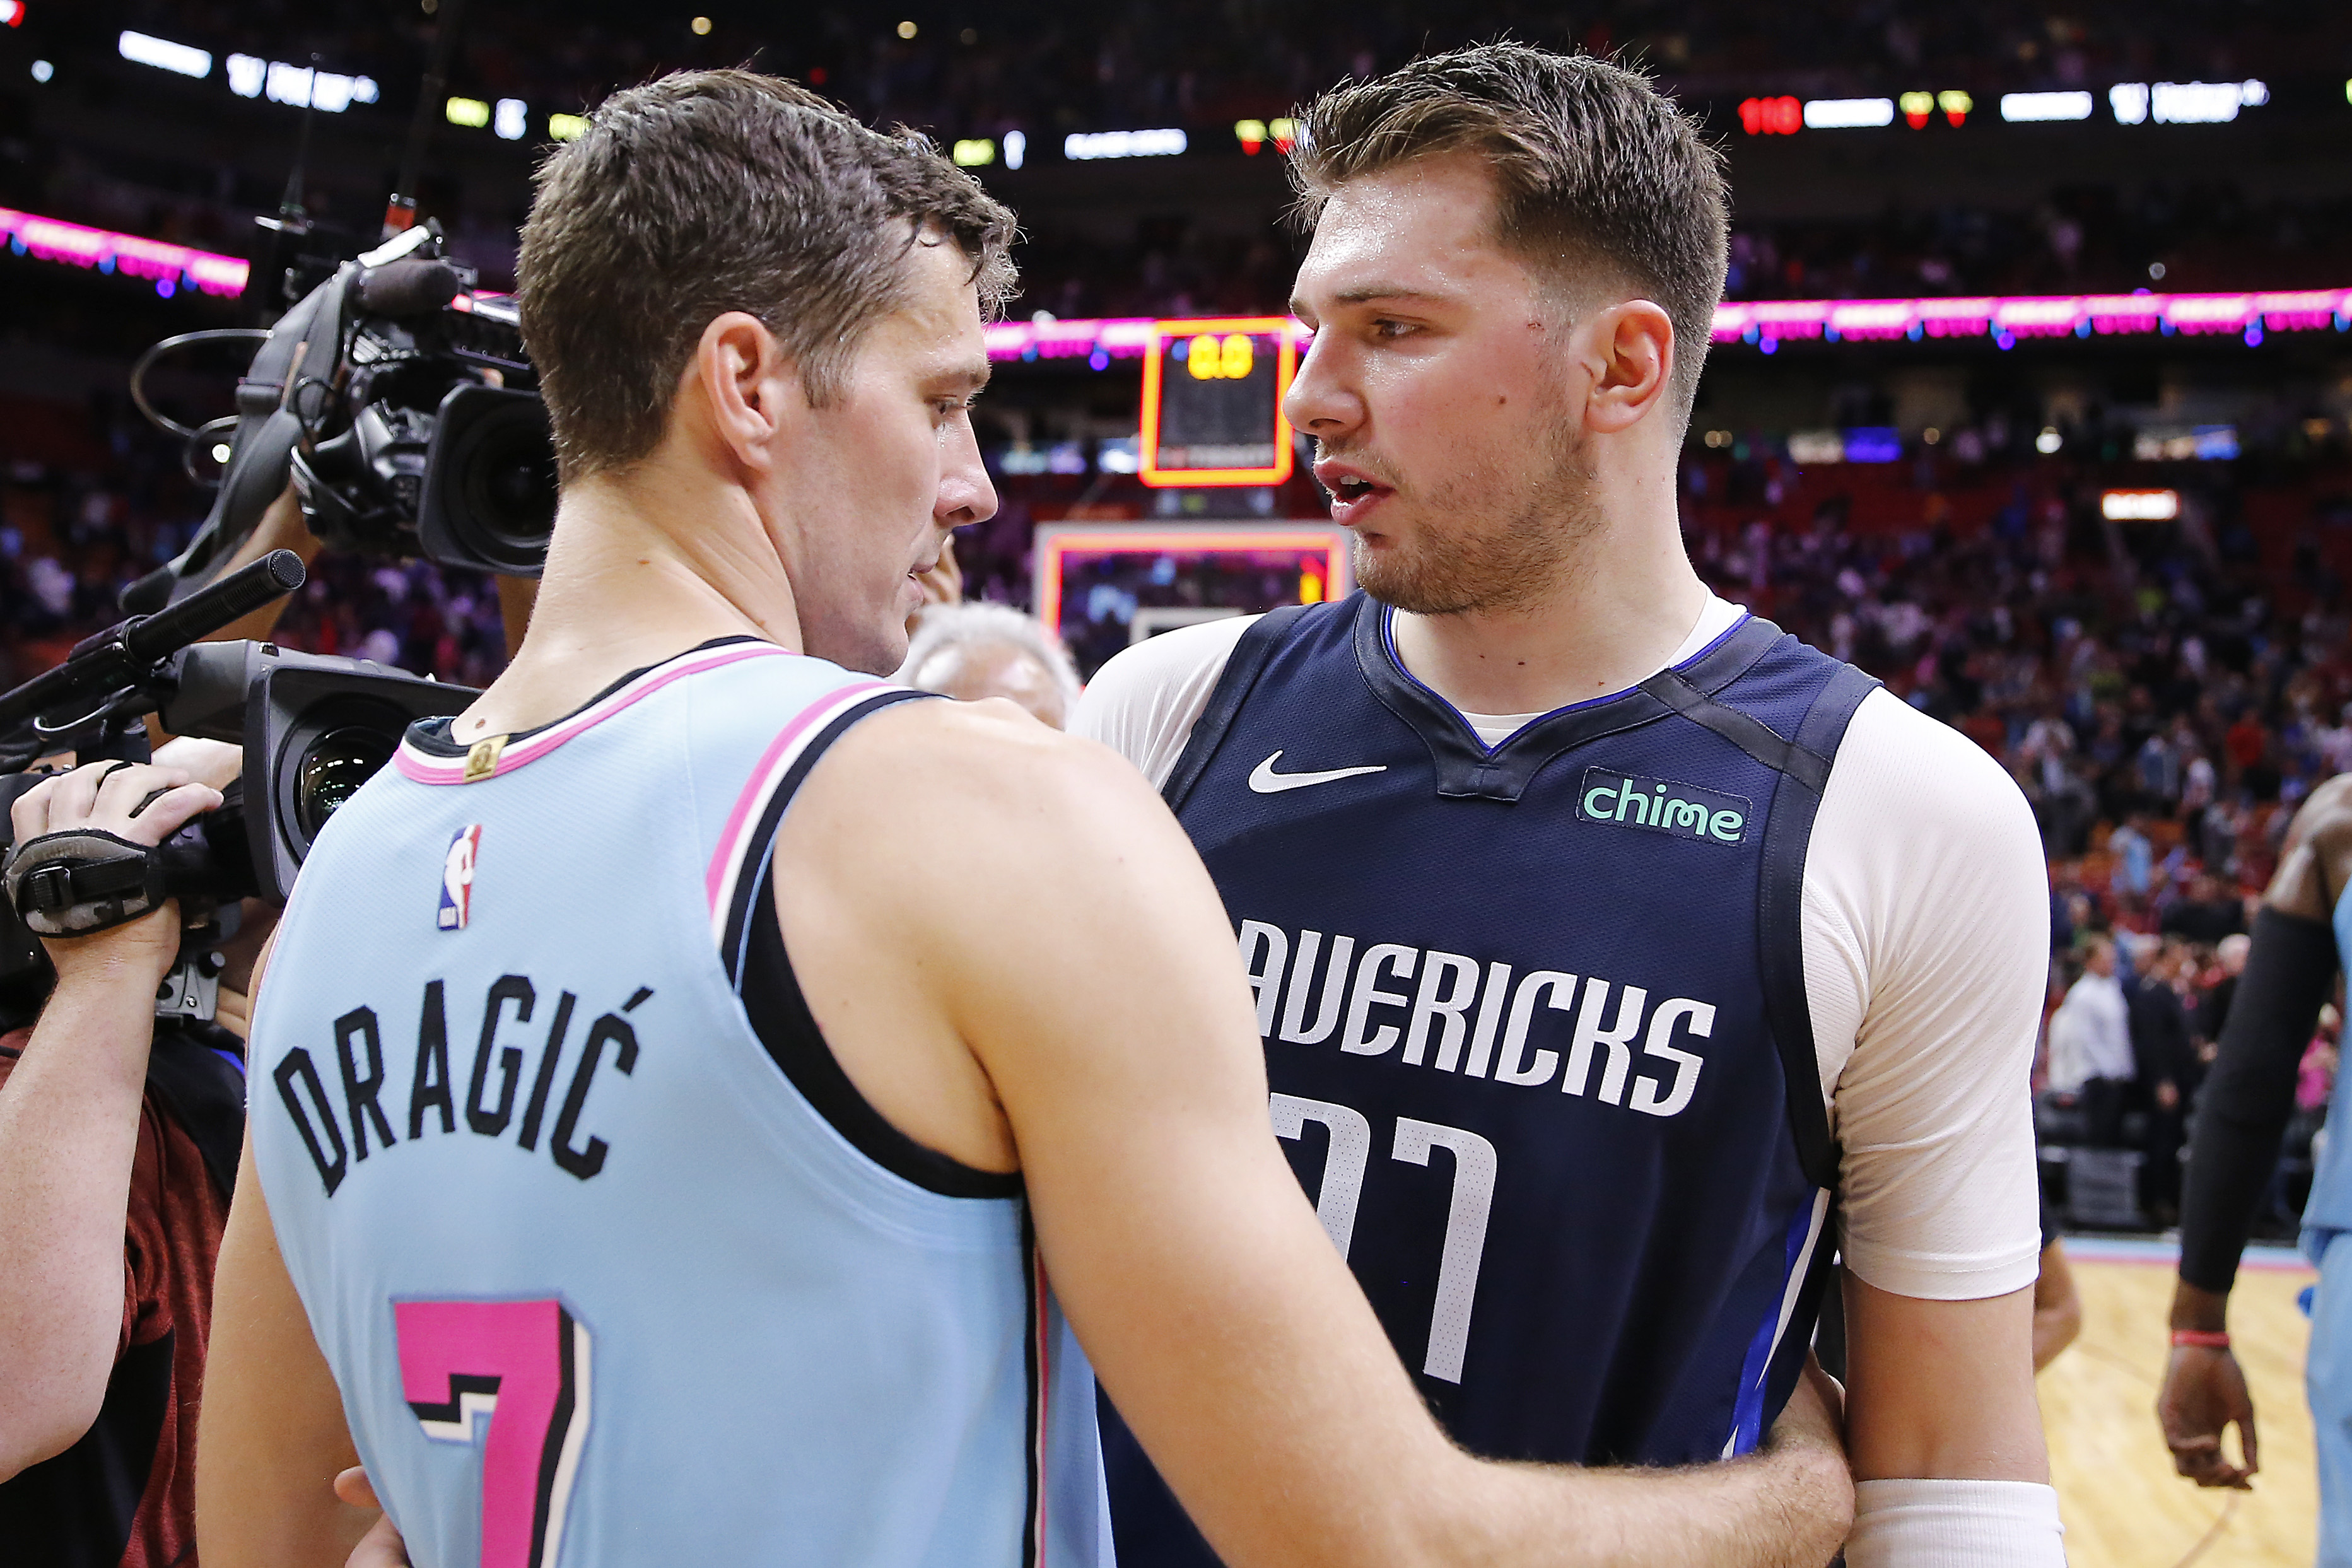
717,689,931,973
1755,661,1881,1188
1020,1205,1044,1568
1352,597,1786,802
1161,604,1315,813
719,689,1022,1200
1640,668,1832,792
404,635,769,756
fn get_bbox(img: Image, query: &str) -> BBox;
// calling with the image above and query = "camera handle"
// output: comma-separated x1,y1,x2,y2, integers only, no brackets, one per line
0,549,307,770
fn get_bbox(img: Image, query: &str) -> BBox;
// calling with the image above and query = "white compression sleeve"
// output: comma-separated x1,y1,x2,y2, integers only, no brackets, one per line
1844,1478,2066,1567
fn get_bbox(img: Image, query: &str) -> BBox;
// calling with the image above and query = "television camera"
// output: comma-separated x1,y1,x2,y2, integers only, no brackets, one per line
126,217,559,614
0,551,476,1022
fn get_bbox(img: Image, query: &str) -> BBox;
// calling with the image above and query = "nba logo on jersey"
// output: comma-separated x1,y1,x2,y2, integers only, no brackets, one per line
437,825,481,930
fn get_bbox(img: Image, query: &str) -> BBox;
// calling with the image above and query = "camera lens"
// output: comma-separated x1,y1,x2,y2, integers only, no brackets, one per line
423,385,557,575
294,725,395,841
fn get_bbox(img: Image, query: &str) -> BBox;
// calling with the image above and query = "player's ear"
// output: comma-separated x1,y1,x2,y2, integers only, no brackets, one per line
684,311,804,475
1583,300,1675,435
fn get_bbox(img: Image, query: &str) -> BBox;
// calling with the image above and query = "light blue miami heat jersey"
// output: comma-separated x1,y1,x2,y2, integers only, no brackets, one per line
249,639,1108,1568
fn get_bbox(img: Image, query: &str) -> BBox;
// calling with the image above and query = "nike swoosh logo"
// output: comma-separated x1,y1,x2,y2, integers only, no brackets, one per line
1248,751,1389,794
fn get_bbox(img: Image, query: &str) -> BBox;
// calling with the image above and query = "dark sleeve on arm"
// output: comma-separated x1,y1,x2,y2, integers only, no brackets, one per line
2177,906,2340,1294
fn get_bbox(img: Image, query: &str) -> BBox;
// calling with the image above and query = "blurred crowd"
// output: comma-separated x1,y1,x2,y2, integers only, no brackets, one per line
1682,426,2352,1229
0,399,512,695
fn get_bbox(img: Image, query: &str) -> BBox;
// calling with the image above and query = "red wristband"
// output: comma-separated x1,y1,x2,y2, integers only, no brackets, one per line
2172,1330,2232,1349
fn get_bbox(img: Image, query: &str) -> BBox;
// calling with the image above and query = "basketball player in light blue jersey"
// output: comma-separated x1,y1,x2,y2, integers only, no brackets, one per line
191,71,1853,1568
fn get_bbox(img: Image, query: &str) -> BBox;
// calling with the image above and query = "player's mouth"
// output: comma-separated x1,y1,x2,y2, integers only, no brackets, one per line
1314,460,1395,527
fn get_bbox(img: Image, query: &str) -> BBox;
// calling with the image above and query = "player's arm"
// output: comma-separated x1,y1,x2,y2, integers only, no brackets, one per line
807,703,1853,1568
194,933,380,1567
2160,780,2350,1488
2031,1239,2081,1372
0,758,223,1479
194,1125,377,1565
1823,705,2063,1565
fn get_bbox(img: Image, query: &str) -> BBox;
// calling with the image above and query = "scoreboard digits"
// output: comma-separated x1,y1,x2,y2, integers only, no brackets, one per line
1140,317,1296,488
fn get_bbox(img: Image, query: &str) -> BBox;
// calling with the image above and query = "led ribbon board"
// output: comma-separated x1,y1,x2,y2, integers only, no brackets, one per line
986,291,2352,366
0,206,249,296
1139,317,1297,488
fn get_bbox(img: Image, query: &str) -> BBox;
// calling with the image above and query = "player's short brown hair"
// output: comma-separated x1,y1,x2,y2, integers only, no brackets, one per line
1292,43,1728,425
518,69,1017,483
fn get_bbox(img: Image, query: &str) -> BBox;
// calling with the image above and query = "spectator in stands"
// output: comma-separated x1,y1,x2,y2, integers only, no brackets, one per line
2197,933,2254,1060
2110,814,2155,903
899,600,1083,730
2165,874,2249,946
2047,937,2135,1145
2125,933,2197,1223
2301,1015,2341,1117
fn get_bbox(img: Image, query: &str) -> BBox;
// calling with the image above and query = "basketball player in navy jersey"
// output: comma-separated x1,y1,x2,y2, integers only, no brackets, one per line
1076,45,2062,1567
194,71,1854,1568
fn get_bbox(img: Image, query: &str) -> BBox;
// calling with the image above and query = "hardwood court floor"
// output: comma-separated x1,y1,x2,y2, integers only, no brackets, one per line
2042,1237,2318,1567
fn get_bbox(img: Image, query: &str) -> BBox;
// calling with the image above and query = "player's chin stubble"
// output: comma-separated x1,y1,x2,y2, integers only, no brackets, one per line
1349,415,1602,618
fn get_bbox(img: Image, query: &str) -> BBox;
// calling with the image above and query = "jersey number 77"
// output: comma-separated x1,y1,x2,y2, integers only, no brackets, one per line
395,1298,594,1568
1272,1093,1497,1383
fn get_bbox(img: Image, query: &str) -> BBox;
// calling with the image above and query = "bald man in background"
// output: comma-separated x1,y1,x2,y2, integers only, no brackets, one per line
901,600,1082,728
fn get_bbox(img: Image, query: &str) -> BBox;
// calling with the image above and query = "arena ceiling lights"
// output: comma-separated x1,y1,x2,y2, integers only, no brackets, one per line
1741,81,2267,134
117,30,211,79
2101,489,2182,522
119,26,380,113
1802,97,1895,129
2000,91,2093,123
2111,80,2269,125
1063,128,1187,160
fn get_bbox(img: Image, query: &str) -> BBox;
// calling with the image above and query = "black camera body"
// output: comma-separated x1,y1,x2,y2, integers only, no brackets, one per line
0,554,476,1019
129,221,558,611
163,640,477,901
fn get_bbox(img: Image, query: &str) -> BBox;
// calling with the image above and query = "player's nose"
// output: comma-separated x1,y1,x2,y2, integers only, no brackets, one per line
937,418,997,528
1282,332,1364,440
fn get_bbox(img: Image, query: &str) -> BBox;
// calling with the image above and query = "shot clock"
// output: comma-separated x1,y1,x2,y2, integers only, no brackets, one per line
1139,317,1297,488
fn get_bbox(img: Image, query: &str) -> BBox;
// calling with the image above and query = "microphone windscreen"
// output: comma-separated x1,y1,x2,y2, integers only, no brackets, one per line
356,259,464,318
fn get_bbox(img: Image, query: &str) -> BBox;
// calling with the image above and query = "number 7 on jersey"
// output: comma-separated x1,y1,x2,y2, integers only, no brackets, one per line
395,1298,594,1568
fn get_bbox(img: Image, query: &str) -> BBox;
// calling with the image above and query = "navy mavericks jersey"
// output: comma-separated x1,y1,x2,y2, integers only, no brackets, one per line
1104,594,1876,1565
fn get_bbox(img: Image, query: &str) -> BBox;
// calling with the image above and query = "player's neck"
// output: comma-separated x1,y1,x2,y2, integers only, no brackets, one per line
453,462,804,741
1388,503,1708,718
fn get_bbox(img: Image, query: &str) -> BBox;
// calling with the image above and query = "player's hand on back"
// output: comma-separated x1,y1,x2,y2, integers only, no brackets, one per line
787,698,1858,1568
332,1468,412,1567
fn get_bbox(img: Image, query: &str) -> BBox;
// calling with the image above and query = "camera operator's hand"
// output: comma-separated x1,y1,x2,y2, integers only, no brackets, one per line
9,758,223,989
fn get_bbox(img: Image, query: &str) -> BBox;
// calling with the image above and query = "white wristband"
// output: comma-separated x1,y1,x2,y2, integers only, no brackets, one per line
1844,1478,2066,1567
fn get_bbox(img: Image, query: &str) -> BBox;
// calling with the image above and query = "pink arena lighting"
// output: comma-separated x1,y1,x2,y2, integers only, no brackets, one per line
986,288,2352,363
0,207,249,297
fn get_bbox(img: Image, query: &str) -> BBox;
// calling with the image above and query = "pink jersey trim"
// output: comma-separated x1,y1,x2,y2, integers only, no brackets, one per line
393,643,790,786
703,680,896,923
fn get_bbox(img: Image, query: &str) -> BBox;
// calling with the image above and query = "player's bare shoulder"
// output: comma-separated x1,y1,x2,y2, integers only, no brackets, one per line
793,693,1180,875
2267,773,2352,918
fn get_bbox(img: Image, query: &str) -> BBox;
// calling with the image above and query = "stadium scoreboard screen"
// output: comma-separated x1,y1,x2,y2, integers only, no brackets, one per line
1034,523,1349,679
1140,317,1297,488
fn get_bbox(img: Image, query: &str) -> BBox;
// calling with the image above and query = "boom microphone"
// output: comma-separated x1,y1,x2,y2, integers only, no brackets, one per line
354,258,464,317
